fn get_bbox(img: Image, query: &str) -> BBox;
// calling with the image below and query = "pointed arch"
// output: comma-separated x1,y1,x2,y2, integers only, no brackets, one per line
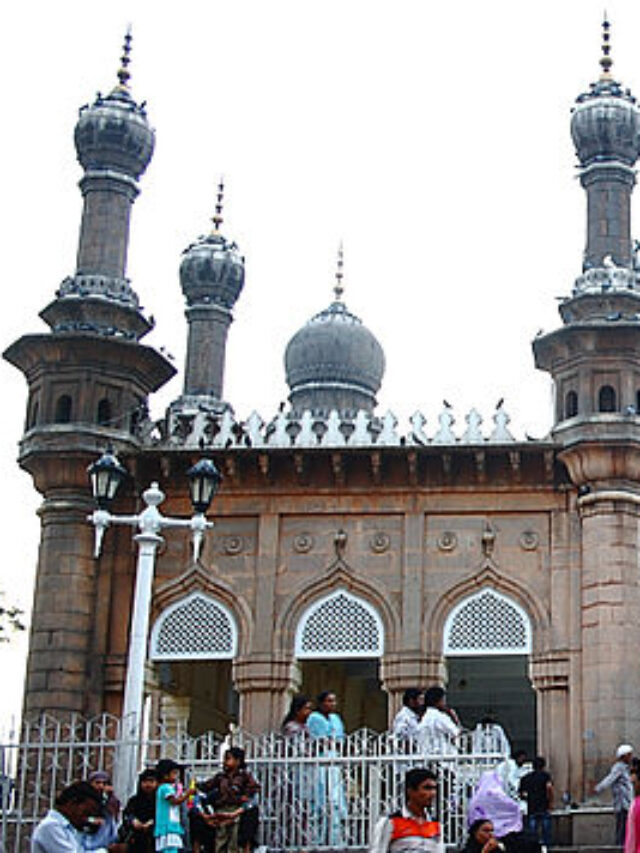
428,563,548,656
295,589,384,658
150,591,238,661
278,563,399,656
443,588,531,656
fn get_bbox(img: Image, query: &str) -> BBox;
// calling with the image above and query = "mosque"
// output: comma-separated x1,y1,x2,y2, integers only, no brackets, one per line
5,20,640,799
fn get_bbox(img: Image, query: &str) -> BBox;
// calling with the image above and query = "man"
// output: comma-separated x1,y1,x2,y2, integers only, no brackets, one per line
31,781,102,852
392,689,424,741
519,756,553,850
595,743,634,846
497,749,528,803
417,686,460,755
369,768,442,853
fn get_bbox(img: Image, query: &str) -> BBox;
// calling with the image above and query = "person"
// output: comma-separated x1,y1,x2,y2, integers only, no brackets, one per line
282,694,313,738
519,756,553,849
625,760,640,853
369,767,441,853
472,716,511,757
467,770,522,839
154,759,190,853
392,689,424,742
460,819,503,853
204,747,260,853
496,750,528,804
31,781,103,853
82,770,120,851
307,690,347,846
417,686,460,754
119,768,158,853
595,743,634,846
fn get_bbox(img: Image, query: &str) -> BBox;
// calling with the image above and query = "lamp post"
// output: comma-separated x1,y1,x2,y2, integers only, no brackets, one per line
87,450,222,798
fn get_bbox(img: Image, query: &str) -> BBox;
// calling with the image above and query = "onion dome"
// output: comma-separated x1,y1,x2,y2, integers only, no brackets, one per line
179,180,245,309
74,32,154,180
284,246,385,414
571,17,640,168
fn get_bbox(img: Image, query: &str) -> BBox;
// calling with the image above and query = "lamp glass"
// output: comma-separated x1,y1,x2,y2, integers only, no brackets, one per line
88,451,128,508
187,459,222,514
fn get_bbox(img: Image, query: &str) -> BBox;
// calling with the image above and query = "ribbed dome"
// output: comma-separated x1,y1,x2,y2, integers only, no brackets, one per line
571,78,640,167
179,232,245,309
285,299,385,414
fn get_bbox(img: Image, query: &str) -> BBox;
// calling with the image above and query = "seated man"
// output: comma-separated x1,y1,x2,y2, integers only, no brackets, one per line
369,768,442,853
32,781,102,853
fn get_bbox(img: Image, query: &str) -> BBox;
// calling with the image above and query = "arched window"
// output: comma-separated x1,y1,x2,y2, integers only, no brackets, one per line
28,400,39,429
295,589,384,658
598,385,617,413
97,398,112,426
443,589,532,656
565,390,578,419
150,593,237,661
54,395,72,424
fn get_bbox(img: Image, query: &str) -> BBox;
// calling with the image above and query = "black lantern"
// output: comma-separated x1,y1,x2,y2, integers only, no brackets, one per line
187,458,222,514
88,450,128,509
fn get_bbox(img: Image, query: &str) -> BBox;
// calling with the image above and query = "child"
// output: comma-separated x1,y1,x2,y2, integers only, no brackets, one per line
154,759,190,853
205,747,260,853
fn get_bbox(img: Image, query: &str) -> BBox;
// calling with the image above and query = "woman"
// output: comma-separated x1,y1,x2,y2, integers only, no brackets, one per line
625,761,640,853
120,769,158,853
282,695,313,738
307,691,347,847
461,819,503,853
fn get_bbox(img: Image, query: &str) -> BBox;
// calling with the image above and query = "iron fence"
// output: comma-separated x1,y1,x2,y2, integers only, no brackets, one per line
0,715,508,852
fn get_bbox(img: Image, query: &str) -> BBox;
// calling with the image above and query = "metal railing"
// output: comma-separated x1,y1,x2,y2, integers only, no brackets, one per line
0,715,508,852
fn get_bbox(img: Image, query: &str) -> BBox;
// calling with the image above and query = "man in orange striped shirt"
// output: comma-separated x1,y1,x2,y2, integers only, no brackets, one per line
369,769,442,853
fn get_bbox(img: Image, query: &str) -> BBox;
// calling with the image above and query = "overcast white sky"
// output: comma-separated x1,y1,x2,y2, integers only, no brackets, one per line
1,0,638,732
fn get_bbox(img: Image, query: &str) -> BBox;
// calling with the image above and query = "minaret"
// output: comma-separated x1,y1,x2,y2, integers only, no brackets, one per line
284,244,385,415
172,178,245,413
3,34,174,718
533,17,640,795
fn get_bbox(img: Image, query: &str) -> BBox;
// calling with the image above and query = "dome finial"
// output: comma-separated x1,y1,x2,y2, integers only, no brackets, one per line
599,12,613,80
211,177,225,234
116,27,133,90
334,241,345,302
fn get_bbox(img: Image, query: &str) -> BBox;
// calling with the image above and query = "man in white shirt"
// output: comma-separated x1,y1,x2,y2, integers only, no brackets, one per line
417,686,460,755
392,689,424,741
31,781,102,853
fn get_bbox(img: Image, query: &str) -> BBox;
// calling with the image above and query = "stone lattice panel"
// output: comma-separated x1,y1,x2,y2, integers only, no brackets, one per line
151,594,237,660
296,591,383,658
444,589,531,656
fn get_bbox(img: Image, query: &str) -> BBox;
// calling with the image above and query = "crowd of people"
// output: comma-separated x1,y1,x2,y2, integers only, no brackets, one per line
29,685,640,853
31,750,260,853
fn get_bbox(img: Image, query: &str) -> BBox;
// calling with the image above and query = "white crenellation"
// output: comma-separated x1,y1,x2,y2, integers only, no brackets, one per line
160,403,534,449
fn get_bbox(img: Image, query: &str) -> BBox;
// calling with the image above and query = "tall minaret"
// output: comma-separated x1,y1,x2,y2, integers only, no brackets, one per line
533,17,640,797
173,179,245,412
3,34,174,718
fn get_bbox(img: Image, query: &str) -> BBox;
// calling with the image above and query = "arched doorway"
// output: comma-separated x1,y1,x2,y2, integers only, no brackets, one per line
150,592,239,735
443,588,536,756
295,589,387,731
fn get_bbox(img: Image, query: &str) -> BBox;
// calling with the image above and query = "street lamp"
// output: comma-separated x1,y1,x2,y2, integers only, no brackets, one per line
87,449,222,798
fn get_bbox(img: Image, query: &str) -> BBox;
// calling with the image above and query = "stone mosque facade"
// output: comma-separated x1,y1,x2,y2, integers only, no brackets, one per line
5,25,640,800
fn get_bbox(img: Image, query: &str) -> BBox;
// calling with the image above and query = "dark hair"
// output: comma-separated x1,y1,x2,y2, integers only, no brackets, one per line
225,746,246,768
56,781,102,809
156,759,181,780
533,756,546,770
423,686,445,707
317,690,335,706
480,715,496,726
402,688,423,707
405,767,437,795
514,749,527,761
282,695,310,728
469,818,494,838
139,768,158,783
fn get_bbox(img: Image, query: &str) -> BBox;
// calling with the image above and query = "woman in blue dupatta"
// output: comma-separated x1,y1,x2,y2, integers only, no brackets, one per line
307,691,347,846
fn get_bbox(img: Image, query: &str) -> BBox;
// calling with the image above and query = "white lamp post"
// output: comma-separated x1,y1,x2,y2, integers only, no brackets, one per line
87,450,222,798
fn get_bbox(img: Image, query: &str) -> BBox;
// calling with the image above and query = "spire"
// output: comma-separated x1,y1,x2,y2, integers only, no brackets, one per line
333,242,344,303
211,178,225,234
116,28,133,91
599,13,613,80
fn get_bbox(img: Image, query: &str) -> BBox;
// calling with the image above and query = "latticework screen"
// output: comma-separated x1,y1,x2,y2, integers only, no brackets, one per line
151,593,237,660
295,590,384,658
444,589,531,656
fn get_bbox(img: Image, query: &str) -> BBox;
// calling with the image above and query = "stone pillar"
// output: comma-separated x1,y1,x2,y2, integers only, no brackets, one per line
581,166,635,268
530,653,571,797
233,654,299,732
23,490,97,717
76,172,138,278
381,653,446,720
578,491,640,794
183,304,232,399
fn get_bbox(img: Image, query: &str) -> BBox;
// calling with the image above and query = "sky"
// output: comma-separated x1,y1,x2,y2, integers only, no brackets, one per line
0,0,638,732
